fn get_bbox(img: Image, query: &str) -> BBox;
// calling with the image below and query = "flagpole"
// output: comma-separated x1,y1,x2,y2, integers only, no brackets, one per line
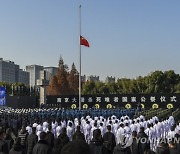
79,5,82,110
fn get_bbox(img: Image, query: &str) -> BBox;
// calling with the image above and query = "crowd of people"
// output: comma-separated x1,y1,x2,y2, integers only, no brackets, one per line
0,107,179,154
0,108,136,119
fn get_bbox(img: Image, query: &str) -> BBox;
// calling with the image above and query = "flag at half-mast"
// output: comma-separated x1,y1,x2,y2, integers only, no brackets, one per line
80,35,90,47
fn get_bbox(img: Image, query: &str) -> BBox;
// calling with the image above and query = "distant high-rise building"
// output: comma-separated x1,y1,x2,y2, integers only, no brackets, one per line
105,76,116,83
15,64,19,83
81,75,86,82
87,75,99,82
18,69,30,86
26,65,44,87
0,58,29,85
0,58,17,83
44,67,58,80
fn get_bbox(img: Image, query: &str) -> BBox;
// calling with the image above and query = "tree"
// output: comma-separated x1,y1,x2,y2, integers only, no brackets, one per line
147,71,164,93
47,76,59,95
106,82,118,94
95,82,109,94
121,78,131,94
68,63,79,94
116,79,124,94
47,62,180,95
134,76,148,93
47,56,71,95
56,56,70,94
175,83,180,93
163,70,180,93
82,81,96,94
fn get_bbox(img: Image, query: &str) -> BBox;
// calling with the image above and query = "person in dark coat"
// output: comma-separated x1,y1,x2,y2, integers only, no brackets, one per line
143,150,155,154
103,125,116,154
0,126,8,154
113,135,131,154
130,131,139,154
89,129,109,154
9,137,25,154
52,139,61,154
137,127,150,154
61,140,90,154
4,128,14,153
57,127,69,152
32,131,52,154
26,127,38,154
72,125,85,141
13,117,19,136
168,140,178,154
174,134,180,152
1,118,8,132
45,125,54,148
156,138,170,154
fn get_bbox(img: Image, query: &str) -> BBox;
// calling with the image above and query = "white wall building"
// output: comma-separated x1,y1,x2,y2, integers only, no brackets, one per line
105,76,116,83
26,65,44,87
87,75,100,82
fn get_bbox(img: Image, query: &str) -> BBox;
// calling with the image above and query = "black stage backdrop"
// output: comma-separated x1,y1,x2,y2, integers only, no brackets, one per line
4,94,180,109
6,96,38,108
46,94,180,109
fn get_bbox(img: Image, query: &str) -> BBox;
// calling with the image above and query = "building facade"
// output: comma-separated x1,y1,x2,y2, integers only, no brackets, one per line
26,65,44,87
43,67,58,80
18,69,30,86
0,58,29,85
81,75,86,82
105,76,116,83
87,75,100,82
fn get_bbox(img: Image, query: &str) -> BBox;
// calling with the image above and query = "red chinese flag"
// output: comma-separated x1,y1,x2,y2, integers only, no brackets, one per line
80,36,90,47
